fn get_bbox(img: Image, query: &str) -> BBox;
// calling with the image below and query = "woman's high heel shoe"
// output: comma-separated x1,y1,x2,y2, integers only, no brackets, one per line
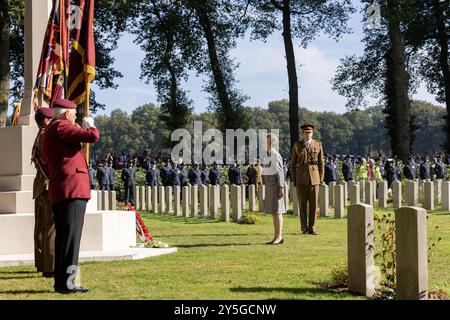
272,238,284,245
266,240,275,244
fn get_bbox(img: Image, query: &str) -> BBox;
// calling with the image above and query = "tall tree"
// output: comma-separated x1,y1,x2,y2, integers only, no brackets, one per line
248,0,355,150
127,0,193,147
0,0,10,127
187,0,251,132
332,0,421,160
384,0,413,160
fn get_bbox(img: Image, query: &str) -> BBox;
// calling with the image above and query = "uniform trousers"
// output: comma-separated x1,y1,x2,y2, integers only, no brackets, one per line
52,199,87,291
34,191,55,273
125,184,135,205
297,183,319,233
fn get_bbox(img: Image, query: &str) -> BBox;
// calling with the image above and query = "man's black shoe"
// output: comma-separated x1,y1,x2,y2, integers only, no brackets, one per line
42,272,54,278
55,287,90,294
309,231,318,235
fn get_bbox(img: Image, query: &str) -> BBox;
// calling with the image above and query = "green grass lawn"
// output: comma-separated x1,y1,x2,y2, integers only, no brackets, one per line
0,206,449,300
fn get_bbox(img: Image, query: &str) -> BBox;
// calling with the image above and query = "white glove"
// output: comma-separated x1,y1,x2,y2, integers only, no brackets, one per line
83,117,95,128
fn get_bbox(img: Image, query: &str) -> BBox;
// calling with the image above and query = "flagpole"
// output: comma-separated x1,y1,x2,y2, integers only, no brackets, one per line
85,78,90,163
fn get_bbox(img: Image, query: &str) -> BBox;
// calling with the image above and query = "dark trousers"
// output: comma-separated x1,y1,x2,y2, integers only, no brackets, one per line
52,199,87,291
125,184,135,205
297,183,319,233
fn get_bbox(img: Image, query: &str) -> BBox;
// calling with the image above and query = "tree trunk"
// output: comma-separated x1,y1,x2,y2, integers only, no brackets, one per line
384,0,411,161
281,0,300,151
0,0,10,127
194,2,234,131
432,0,450,152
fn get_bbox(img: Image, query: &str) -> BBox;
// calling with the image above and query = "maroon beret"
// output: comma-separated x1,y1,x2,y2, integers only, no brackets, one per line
52,98,77,109
36,107,53,118
300,124,315,131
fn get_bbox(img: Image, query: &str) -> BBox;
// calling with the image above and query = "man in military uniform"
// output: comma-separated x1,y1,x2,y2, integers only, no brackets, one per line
178,163,188,186
106,161,116,191
420,156,431,180
291,124,324,235
168,161,181,187
324,155,337,185
403,156,417,180
209,161,221,185
200,163,210,185
88,162,95,190
31,107,55,278
96,160,109,190
228,161,243,185
342,155,353,182
160,160,171,186
43,99,99,293
435,155,445,180
188,163,203,185
246,163,257,185
146,161,159,186
121,160,136,206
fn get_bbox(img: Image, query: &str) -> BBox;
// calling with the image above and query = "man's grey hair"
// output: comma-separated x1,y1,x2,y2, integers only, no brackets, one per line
266,132,279,146
53,107,75,119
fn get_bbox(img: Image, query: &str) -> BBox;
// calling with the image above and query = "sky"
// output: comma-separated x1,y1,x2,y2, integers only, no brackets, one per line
91,1,443,116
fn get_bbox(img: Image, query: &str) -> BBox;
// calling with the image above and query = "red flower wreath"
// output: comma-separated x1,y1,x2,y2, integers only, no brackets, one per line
125,204,152,242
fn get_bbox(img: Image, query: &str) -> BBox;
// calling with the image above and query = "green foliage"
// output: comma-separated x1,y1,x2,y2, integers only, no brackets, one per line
328,262,348,287
239,214,261,224
373,211,397,299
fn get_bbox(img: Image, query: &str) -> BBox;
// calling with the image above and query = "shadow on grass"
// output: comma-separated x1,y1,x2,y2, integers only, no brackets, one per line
229,286,340,296
160,233,269,238
141,213,223,224
0,275,41,280
0,290,53,295
175,243,261,248
0,270,37,275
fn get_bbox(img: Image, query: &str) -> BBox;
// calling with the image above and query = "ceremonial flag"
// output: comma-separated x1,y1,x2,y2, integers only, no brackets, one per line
67,0,96,111
33,0,70,108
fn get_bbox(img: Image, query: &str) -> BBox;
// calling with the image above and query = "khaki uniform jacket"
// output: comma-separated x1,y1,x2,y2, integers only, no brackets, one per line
31,129,49,199
291,139,324,186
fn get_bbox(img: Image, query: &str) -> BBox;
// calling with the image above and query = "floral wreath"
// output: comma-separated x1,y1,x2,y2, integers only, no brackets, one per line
124,204,169,248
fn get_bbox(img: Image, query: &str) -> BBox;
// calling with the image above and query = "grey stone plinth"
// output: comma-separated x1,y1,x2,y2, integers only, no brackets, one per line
191,185,198,217
328,181,336,206
146,186,152,211
166,186,173,214
364,181,373,206
152,186,159,213
158,186,166,213
395,207,428,300
174,186,181,216
393,180,402,209
349,183,360,205
378,181,388,208
442,181,450,211
347,204,375,298
258,184,265,212
319,184,329,217
220,185,230,222
249,185,257,212
209,185,220,219
182,186,189,217
334,184,345,218
424,181,434,210
140,186,146,211
231,185,242,223
199,185,208,217
406,180,418,207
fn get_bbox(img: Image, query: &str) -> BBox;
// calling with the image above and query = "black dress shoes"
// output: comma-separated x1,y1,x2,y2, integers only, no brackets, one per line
272,238,284,245
42,272,54,278
266,240,275,244
309,231,318,235
56,287,90,294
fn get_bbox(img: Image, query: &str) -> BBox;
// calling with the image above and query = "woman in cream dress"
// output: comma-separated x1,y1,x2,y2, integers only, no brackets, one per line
262,133,286,245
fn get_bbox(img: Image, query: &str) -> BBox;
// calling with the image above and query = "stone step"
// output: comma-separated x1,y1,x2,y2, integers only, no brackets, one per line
0,247,178,267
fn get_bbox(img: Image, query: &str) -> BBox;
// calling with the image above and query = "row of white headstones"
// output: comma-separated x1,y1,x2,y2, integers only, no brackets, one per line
97,179,449,219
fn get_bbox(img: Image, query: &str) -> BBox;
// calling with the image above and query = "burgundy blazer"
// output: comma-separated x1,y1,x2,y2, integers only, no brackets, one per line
43,119,100,205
